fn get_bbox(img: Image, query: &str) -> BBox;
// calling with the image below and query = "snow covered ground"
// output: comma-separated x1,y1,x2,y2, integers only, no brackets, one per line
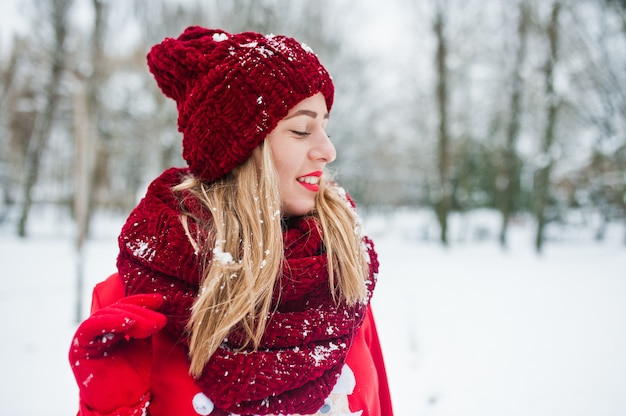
1,208,625,415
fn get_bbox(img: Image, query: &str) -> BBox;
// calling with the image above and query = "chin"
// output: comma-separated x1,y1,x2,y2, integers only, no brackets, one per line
283,201,315,217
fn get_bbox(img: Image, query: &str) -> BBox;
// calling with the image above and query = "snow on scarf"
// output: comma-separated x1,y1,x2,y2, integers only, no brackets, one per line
116,167,379,415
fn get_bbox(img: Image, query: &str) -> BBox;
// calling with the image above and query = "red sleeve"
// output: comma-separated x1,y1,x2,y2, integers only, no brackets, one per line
76,274,154,416
90,273,125,313
346,307,394,416
362,307,394,416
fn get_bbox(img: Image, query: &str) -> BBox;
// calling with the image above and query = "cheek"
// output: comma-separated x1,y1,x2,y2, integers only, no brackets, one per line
270,145,298,182
272,158,291,187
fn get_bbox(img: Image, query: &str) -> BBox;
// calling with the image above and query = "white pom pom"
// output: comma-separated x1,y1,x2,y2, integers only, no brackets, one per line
192,392,214,415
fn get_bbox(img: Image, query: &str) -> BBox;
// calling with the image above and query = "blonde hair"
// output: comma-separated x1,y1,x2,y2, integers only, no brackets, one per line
174,142,369,378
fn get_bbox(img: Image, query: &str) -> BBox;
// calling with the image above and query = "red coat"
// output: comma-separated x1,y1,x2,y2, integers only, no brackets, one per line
88,274,394,416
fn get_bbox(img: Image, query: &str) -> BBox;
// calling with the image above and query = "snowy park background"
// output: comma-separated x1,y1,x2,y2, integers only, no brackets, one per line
1,0,625,414
1,208,625,415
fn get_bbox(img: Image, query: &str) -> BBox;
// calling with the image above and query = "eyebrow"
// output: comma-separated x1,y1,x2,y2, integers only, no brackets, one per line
284,110,330,120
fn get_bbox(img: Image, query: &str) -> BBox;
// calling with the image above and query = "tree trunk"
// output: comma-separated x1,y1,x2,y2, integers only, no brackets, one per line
17,0,71,237
534,1,561,253
73,79,91,322
434,4,451,246
83,0,107,239
0,42,20,222
73,0,107,321
499,0,530,248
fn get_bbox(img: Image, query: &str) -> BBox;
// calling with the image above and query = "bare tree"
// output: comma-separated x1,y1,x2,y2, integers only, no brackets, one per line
74,0,107,247
433,1,452,245
534,1,562,253
498,1,531,247
0,37,22,222
595,0,626,243
16,0,72,237
73,0,108,321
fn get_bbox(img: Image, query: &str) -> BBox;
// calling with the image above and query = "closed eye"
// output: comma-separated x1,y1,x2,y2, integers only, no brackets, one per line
290,130,311,137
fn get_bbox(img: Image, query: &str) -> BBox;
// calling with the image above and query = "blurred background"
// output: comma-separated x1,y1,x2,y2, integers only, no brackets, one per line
1,0,624,252
1,1,626,415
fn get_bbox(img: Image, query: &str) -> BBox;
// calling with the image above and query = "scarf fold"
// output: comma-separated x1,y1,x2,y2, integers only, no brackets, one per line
117,167,379,415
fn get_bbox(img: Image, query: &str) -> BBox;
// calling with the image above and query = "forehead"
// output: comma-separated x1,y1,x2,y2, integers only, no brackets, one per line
284,93,328,117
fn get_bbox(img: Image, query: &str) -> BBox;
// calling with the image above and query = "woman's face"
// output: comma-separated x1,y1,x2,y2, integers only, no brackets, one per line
264,92,336,217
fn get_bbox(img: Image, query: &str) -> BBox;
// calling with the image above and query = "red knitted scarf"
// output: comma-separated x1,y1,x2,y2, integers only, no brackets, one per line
116,168,379,415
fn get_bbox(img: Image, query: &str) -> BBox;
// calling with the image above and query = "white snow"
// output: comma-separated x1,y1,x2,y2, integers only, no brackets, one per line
212,33,228,42
300,43,314,54
128,238,156,261
0,208,625,415
212,244,235,265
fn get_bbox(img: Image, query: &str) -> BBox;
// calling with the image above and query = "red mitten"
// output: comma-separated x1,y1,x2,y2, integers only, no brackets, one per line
69,294,167,415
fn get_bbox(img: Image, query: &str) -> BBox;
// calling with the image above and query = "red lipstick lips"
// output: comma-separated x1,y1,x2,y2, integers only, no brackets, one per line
296,171,322,192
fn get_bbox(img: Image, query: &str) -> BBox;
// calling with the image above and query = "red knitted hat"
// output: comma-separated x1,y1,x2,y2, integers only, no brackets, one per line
147,26,335,182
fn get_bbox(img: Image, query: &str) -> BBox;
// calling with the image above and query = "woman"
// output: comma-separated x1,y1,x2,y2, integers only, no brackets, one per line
69,26,393,416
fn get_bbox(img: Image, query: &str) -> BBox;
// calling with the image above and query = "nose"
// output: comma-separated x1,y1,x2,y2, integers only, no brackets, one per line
311,129,336,163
